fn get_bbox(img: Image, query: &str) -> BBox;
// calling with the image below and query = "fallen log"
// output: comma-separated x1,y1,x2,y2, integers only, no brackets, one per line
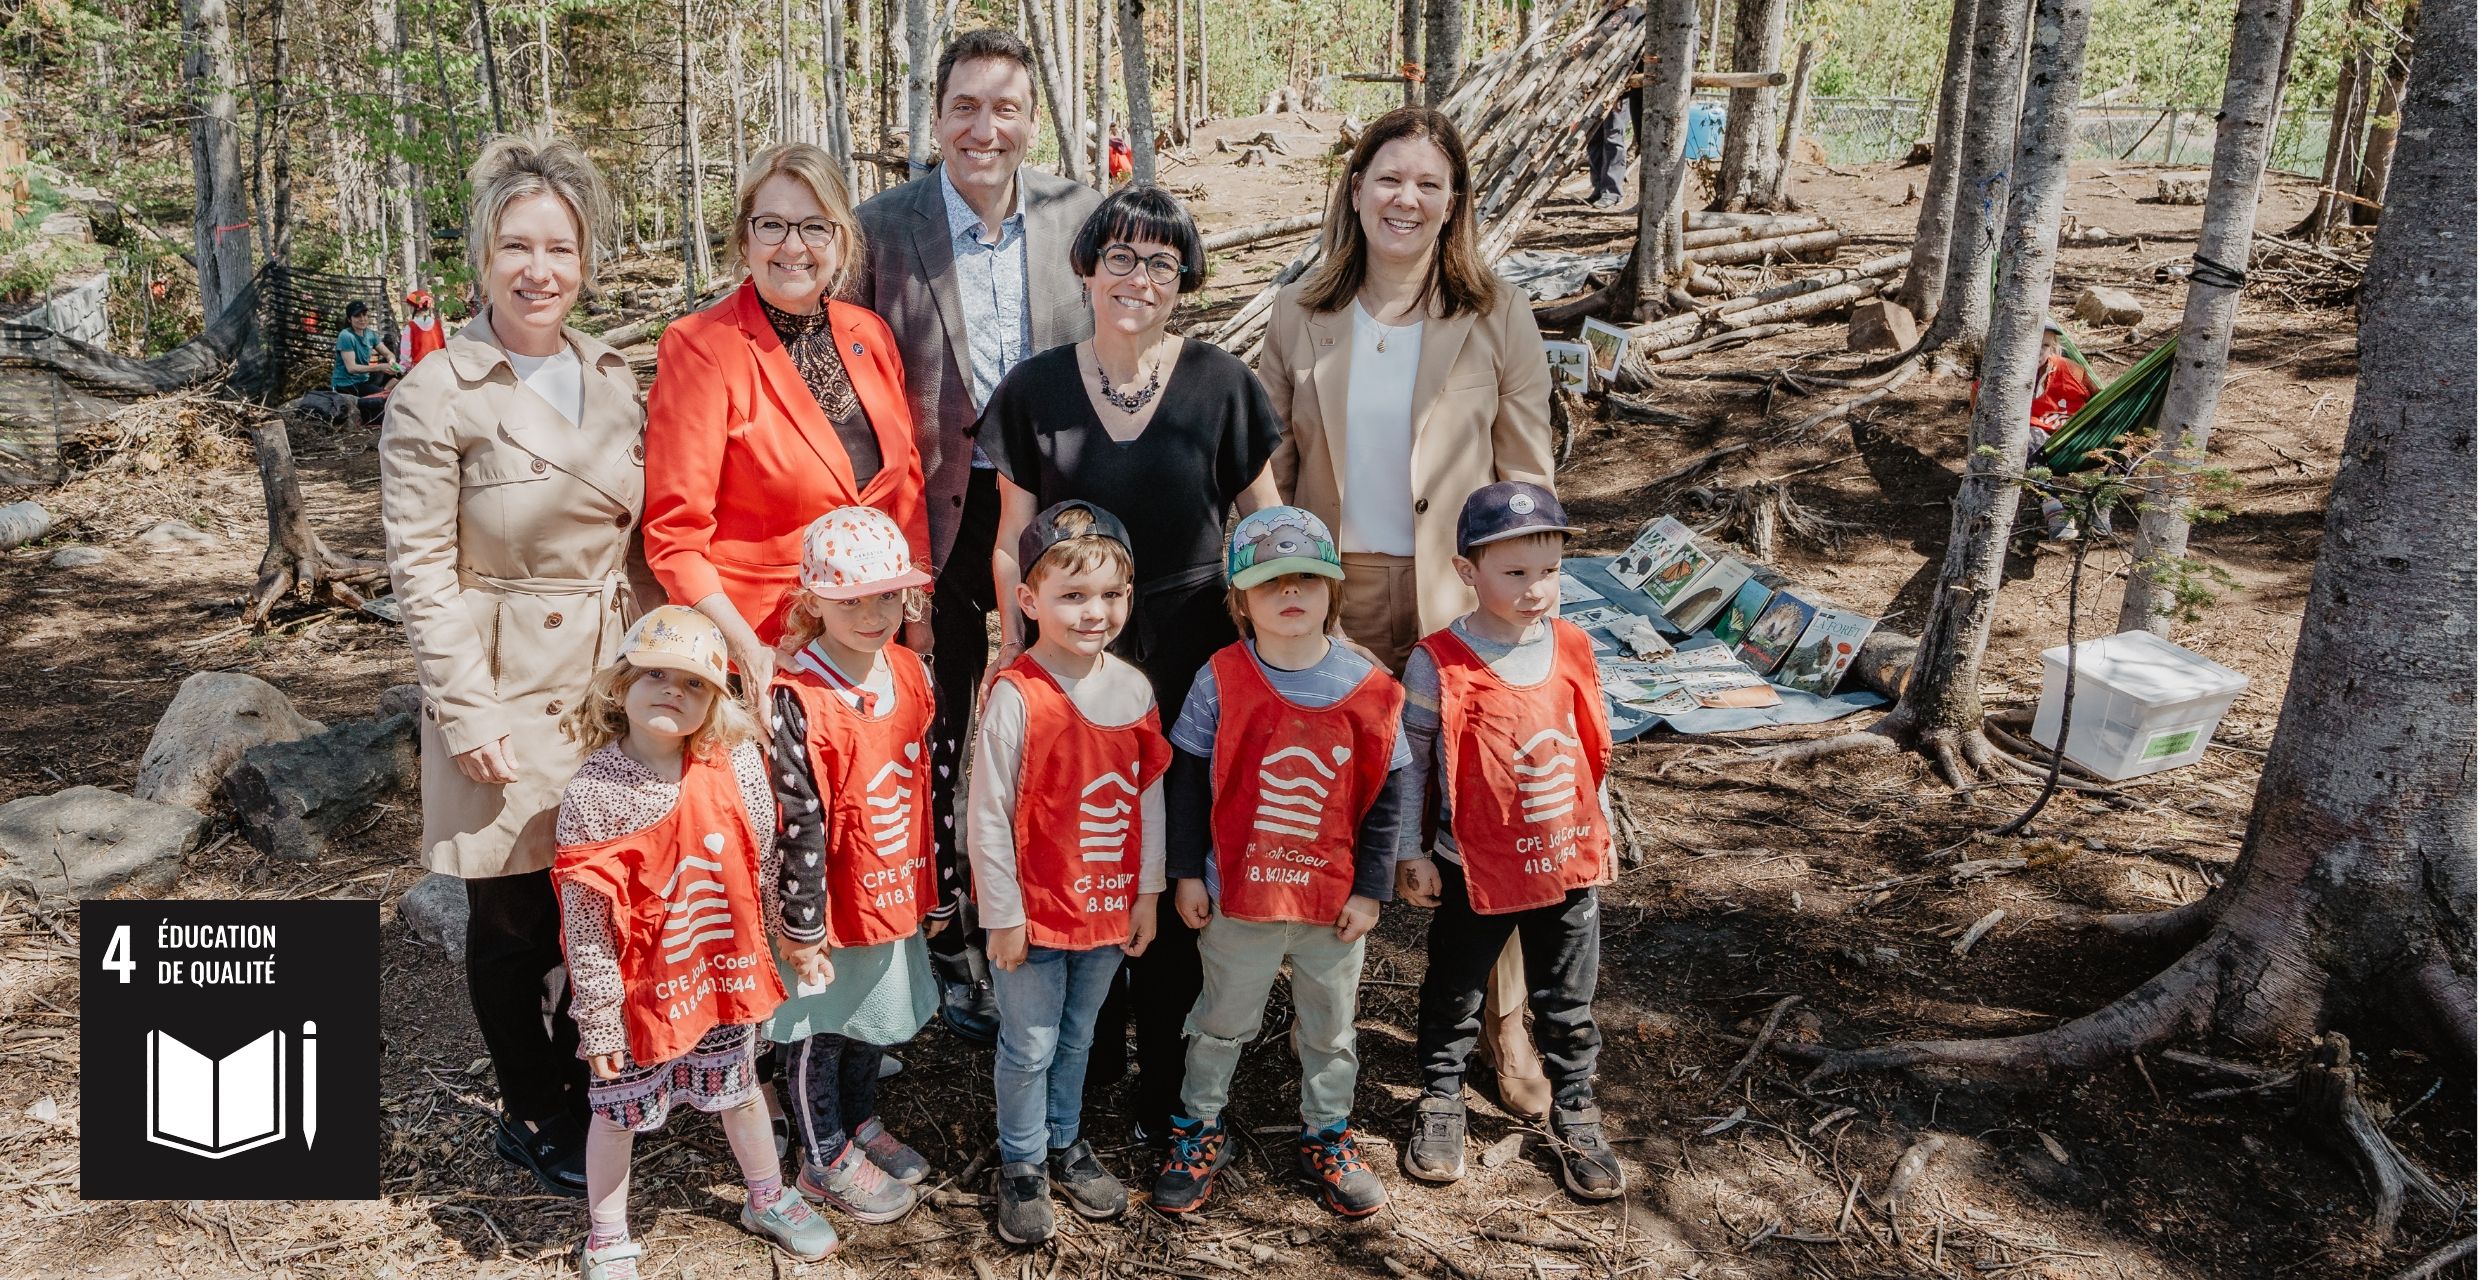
1679,215,1832,249
1625,251,1910,352
1650,321,1806,362
1202,213,1324,252
1682,227,1845,266
220,713,418,862
1693,70,1787,89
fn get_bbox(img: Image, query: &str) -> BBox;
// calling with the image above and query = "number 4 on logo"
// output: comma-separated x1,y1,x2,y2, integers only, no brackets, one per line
101,924,135,983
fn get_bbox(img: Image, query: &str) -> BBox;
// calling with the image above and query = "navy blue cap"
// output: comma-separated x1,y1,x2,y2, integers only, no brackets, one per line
1454,481,1579,556
1018,499,1133,576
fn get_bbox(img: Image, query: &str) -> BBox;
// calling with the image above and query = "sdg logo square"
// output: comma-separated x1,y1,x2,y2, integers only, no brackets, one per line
81,900,379,1200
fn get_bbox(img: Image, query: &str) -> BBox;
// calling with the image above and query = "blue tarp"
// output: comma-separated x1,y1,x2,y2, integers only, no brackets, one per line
1685,102,1726,161
1562,556,1886,743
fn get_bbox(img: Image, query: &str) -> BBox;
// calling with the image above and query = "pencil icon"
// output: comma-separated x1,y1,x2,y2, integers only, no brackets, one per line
301,1021,318,1151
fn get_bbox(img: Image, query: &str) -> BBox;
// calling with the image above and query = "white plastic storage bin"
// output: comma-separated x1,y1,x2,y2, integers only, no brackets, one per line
2030,631,2248,781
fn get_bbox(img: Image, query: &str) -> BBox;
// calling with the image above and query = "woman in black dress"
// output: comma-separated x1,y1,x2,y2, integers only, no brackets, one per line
978,184,1282,1143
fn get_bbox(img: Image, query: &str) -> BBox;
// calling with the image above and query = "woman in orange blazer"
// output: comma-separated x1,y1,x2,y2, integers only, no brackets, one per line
645,142,930,694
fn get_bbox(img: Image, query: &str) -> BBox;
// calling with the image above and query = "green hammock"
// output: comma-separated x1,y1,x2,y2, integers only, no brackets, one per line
2039,336,2180,472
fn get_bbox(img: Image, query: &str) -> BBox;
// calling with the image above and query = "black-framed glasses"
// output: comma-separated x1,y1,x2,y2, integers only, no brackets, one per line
748,216,840,247
1100,244,1182,286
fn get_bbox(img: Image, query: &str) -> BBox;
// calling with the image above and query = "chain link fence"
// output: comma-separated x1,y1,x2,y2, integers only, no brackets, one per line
1788,94,2335,177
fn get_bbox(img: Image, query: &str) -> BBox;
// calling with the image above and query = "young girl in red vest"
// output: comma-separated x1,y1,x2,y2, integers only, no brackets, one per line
966,500,1169,1245
1394,482,1628,1203
1147,507,1410,1218
764,507,946,1227
553,605,837,1280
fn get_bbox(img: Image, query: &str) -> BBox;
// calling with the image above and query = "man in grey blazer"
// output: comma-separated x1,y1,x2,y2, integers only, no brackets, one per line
853,27,1100,1045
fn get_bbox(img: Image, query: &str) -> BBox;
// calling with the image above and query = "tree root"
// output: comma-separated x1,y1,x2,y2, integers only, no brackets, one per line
244,414,387,629
2390,1235,2476,1280
2094,896,2215,947
2299,1032,2460,1244
1746,724,1901,767
1783,360,1920,434
2405,952,2477,1066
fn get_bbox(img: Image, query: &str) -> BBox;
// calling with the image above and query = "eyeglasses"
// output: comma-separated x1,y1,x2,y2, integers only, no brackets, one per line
748,216,841,247
1100,244,1183,286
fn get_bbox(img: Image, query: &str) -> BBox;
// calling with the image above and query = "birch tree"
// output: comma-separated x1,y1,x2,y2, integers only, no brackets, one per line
1118,0,1157,183
182,0,253,321
1921,0,2031,352
1709,0,1784,209
1895,0,1978,321
1628,0,1699,320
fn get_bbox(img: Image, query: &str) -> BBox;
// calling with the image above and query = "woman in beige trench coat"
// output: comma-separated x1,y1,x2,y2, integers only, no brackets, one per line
380,134,650,1196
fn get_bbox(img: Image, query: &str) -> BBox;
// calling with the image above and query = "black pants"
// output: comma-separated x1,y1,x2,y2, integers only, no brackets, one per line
1416,859,1602,1111
464,870,587,1124
1090,582,1235,1135
927,467,1003,960
1587,105,1636,203
787,1033,884,1168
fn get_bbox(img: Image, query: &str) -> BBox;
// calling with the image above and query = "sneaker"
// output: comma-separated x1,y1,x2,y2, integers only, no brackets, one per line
799,1139,920,1223
853,1116,930,1185
493,1111,588,1197
1403,1096,1467,1183
1149,1116,1230,1214
994,1161,1057,1245
578,1239,645,1280
740,1186,840,1261
1589,191,1624,210
1049,1138,1129,1219
1297,1123,1388,1217
1550,1104,1626,1201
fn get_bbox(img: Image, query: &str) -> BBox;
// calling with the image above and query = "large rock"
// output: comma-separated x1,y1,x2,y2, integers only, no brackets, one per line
47,546,108,570
135,672,326,814
2073,286,2146,327
2153,174,2207,205
0,787,205,901
134,519,219,554
0,500,51,550
220,713,418,862
399,872,470,955
1846,299,1920,353
376,683,425,722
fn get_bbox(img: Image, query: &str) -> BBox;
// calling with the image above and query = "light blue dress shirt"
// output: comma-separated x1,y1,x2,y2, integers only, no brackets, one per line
939,168,1035,467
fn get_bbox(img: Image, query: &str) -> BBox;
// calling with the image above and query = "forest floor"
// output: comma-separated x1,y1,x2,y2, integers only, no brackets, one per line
0,111,2469,1279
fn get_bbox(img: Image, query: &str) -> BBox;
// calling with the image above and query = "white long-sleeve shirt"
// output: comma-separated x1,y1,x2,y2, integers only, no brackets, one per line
964,651,1167,931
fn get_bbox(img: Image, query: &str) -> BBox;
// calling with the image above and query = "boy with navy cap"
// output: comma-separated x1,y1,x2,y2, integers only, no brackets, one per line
1395,481,1626,1201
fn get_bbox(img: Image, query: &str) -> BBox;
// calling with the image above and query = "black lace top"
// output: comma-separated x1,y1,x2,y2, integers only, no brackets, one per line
759,294,882,486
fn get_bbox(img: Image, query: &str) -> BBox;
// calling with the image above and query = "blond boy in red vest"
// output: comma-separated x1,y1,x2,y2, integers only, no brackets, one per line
964,500,1170,1245
1147,507,1413,1218
1395,482,1627,1202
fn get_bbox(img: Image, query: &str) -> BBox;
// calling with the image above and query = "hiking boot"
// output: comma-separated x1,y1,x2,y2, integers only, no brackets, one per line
740,1186,840,1260
578,1239,645,1280
994,1161,1057,1245
1149,1116,1231,1214
799,1138,919,1223
853,1117,930,1185
1049,1138,1129,1219
1403,1095,1467,1183
1550,1105,1626,1201
494,1111,588,1197
1297,1122,1388,1217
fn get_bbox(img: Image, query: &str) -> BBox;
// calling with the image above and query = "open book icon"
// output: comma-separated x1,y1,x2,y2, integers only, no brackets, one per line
145,1029,289,1158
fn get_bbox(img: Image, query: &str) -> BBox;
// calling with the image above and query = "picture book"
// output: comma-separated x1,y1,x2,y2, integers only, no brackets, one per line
1677,669,1783,708
1558,573,1605,606
1603,656,1781,711
1610,516,1696,590
1737,589,1820,675
1773,608,1877,695
1579,317,1630,379
1641,540,1716,611
1710,578,1777,647
1665,555,1754,632
1543,340,1593,393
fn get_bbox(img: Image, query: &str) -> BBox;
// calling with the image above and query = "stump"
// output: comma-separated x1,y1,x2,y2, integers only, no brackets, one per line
220,713,418,862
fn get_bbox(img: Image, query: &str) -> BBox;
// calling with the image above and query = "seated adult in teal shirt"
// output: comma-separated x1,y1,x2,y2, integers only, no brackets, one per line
332,300,404,394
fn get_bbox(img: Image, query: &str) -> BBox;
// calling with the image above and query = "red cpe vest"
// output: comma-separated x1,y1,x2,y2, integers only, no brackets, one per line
1420,620,1615,915
995,655,1172,951
555,749,787,1064
772,648,938,948
1206,644,1404,925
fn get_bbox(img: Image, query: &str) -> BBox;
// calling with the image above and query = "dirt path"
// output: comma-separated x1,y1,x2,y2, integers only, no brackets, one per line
0,138,2466,1279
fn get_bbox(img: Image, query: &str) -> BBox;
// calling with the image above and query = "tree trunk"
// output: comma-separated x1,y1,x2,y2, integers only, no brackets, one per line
2115,0,2304,636
1811,0,2475,1143
1093,0,1114,192
2294,0,2373,242
1922,0,2032,353
472,0,506,134
1119,0,1157,183
1424,0,1467,104
1708,0,1785,210
1629,0,1701,320
1072,0,1087,144
727,22,751,178
1173,0,1188,141
266,0,295,266
1765,38,1815,207
779,0,796,144
822,0,855,185
1400,0,1423,107
182,0,254,324
389,0,419,290
903,0,935,172
680,0,703,298
1196,0,1209,121
1025,0,1088,185
244,415,385,628
537,5,555,129
2351,0,2418,224
1896,0,1976,320
1879,0,2090,782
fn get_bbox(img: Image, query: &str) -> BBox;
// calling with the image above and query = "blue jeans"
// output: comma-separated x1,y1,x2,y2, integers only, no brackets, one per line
990,944,1124,1165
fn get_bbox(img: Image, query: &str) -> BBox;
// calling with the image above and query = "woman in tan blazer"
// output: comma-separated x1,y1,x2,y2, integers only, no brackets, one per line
380,134,649,1196
1261,106,1556,1125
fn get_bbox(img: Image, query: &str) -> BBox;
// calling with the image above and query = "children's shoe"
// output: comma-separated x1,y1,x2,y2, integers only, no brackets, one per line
1048,1138,1129,1219
1403,1096,1467,1183
1550,1104,1626,1201
1149,1116,1230,1214
1297,1122,1388,1217
853,1117,930,1185
799,1139,920,1223
740,1187,840,1261
578,1239,645,1280
994,1161,1057,1245
493,1111,588,1197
